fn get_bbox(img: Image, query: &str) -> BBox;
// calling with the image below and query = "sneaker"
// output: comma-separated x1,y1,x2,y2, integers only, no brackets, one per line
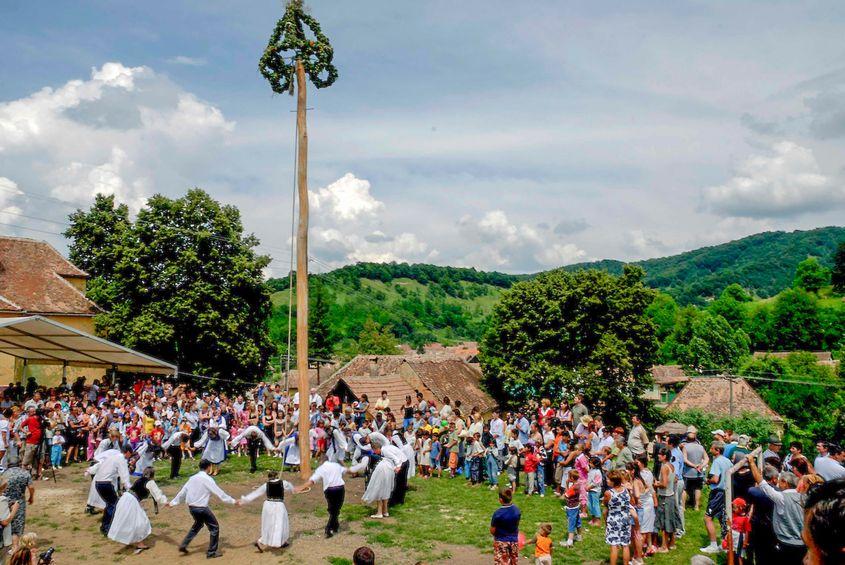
700,543,721,554
539,494,545,498
558,540,573,547
575,534,582,542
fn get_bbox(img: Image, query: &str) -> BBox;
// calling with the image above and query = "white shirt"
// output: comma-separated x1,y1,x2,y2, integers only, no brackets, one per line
229,425,276,451
309,461,347,491
814,456,845,481
92,449,131,489
489,418,505,449
169,471,236,507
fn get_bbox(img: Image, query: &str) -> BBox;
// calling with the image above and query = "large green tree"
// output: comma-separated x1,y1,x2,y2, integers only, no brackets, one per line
480,266,657,420
771,288,823,350
679,312,749,372
793,257,829,293
65,190,274,382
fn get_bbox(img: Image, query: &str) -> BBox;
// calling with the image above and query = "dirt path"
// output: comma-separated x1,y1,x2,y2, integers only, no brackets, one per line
25,467,487,564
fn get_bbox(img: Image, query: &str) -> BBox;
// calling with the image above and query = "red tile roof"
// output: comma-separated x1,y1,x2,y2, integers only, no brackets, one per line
404,358,495,413
0,237,99,316
650,365,690,386
666,377,784,423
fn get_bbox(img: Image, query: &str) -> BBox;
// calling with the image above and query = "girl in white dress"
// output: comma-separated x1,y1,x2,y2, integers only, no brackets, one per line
107,468,167,554
240,470,296,552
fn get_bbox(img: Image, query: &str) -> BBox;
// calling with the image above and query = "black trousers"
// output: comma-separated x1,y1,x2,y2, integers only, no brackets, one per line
95,481,119,535
776,542,806,565
181,506,220,556
389,461,410,506
247,437,261,472
324,485,345,535
749,523,776,565
168,445,182,479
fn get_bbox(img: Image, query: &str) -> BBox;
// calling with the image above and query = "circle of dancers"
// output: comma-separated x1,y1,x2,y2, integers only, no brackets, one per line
83,418,412,558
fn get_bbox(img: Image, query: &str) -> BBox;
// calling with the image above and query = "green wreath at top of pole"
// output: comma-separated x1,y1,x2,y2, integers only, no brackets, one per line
259,0,338,94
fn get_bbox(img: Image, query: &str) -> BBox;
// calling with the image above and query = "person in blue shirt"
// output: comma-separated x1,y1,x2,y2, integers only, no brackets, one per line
515,411,530,445
490,488,521,565
667,435,686,537
701,440,733,554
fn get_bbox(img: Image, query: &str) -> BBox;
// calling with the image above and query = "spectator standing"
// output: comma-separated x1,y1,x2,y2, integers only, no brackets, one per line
747,455,806,564
2,458,33,553
627,415,648,458
683,429,708,512
490,488,521,565
746,463,778,565
700,440,732,554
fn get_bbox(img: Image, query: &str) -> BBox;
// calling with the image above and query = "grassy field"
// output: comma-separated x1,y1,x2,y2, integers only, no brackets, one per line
153,454,727,564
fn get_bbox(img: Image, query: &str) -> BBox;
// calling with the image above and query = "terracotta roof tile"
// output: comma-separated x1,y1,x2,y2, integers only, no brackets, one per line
0,237,98,316
666,377,783,422
404,358,496,413
650,365,690,385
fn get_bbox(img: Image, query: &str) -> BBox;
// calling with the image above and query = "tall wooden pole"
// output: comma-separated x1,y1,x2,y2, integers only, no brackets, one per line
295,59,311,478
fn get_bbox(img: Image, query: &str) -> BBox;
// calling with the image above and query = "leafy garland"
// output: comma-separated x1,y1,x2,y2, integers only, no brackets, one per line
259,0,338,93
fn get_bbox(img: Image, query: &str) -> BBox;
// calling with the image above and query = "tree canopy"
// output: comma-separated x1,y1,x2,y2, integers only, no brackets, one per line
794,257,829,293
65,191,274,383
480,266,657,421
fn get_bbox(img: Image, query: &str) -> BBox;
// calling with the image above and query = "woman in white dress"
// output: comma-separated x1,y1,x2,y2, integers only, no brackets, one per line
349,446,395,519
107,468,167,554
240,470,295,552
194,424,230,476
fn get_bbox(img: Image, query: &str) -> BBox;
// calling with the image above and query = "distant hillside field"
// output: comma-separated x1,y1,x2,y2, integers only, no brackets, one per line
266,227,845,349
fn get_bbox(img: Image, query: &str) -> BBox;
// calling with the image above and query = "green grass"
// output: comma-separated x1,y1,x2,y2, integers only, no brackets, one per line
326,558,352,565
341,474,725,564
150,453,309,487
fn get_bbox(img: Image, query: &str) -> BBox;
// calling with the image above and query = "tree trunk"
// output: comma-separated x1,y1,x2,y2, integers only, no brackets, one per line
295,59,311,478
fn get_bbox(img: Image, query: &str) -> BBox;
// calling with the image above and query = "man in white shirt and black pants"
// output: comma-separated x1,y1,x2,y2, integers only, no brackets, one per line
296,460,347,538
93,444,133,536
169,459,238,558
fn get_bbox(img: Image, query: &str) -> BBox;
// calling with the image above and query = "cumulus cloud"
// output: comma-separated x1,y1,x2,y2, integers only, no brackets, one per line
553,218,590,235
307,173,436,266
458,210,586,270
0,177,23,225
0,62,234,223
702,141,844,218
622,230,673,259
309,173,384,221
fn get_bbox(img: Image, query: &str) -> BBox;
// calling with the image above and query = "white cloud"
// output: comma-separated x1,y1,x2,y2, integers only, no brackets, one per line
0,177,23,225
0,62,234,224
309,173,384,221
458,209,586,270
702,141,844,218
166,56,207,67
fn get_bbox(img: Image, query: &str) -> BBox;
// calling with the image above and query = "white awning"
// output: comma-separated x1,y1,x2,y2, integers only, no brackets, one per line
0,315,176,374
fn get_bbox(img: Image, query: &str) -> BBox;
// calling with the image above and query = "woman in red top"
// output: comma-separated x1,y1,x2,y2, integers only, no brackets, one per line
537,399,554,427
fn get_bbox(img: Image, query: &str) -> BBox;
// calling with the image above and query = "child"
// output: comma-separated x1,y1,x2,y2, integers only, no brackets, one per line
560,470,583,547
523,445,539,495
535,443,547,498
528,523,553,565
587,456,603,526
50,426,66,471
724,497,751,564
179,421,194,459
490,488,521,565
429,433,442,479
504,448,519,492
419,431,431,478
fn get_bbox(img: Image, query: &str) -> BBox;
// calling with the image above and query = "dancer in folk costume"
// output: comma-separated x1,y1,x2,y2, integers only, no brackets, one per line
107,468,167,554
133,438,158,476
325,424,349,464
295,460,349,538
162,428,190,479
195,423,230,476
376,433,410,506
348,442,395,519
240,470,296,551
93,444,134,536
229,425,276,473
393,431,416,480
85,460,110,515
169,459,238,559
277,430,301,472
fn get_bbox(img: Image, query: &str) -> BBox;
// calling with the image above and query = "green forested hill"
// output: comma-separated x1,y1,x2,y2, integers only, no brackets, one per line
564,227,845,304
266,227,845,351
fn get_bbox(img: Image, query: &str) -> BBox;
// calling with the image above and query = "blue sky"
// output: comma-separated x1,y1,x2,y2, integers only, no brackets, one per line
2,1,845,274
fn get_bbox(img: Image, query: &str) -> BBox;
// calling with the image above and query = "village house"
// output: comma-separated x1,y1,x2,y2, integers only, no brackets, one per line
752,350,839,369
642,364,690,406
666,376,785,432
0,237,102,384
316,354,496,415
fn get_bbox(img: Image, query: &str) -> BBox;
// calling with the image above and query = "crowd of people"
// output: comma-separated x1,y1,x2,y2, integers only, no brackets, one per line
0,375,842,564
